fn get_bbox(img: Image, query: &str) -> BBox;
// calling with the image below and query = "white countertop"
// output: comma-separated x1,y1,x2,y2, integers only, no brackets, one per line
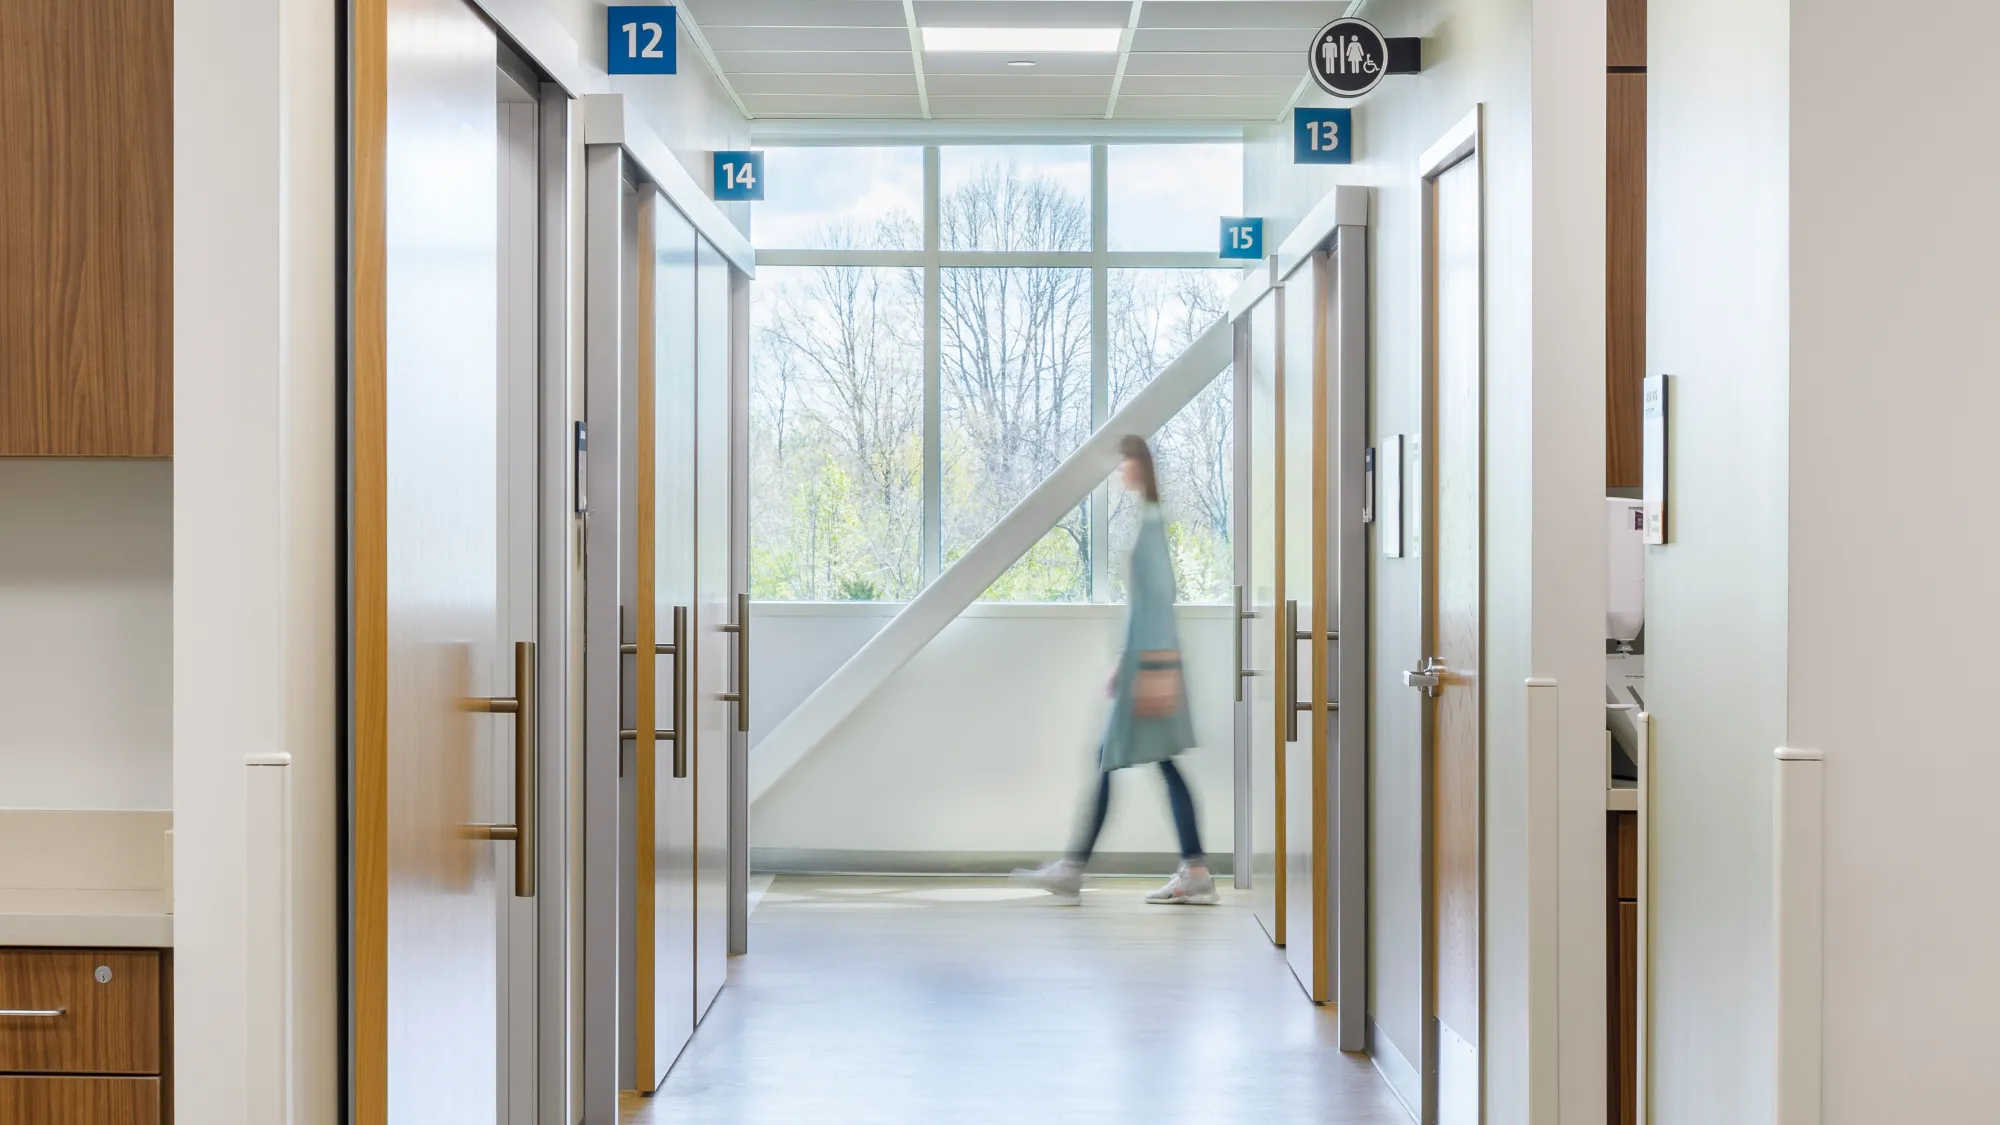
0,887,172,948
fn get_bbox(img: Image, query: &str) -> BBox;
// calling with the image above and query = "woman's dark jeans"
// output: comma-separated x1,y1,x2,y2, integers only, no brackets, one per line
1067,759,1204,865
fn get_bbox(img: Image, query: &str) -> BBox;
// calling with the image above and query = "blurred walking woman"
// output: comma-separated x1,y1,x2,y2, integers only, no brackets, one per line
1019,436,1216,905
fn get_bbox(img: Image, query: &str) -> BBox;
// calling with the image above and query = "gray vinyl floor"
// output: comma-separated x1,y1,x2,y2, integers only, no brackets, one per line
620,874,1413,1125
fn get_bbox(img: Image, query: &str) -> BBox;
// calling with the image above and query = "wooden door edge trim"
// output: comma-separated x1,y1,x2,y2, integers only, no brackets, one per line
349,0,390,1119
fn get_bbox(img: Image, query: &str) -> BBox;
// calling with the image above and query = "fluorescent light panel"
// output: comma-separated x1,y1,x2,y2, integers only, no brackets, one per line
921,27,1123,53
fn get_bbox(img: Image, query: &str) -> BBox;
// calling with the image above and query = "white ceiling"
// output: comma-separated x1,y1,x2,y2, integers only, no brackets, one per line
678,0,1358,122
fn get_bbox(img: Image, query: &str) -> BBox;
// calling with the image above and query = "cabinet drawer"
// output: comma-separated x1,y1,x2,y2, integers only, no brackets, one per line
0,1075,159,1125
0,951,160,1075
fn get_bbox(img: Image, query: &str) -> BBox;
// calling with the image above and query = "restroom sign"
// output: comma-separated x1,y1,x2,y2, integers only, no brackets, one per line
1310,18,1388,98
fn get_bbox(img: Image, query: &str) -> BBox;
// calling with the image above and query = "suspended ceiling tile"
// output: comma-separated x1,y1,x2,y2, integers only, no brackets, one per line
924,52,1118,76
1112,94,1288,119
928,95,1115,118
1131,27,1316,53
731,72,923,97
682,0,907,28
700,26,915,53
742,93,927,117
1116,73,1302,97
1124,51,1301,77
926,74,1115,97
1137,0,1348,30
714,50,917,75
911,1,1134,28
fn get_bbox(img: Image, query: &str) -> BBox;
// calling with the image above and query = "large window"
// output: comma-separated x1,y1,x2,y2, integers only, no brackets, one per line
752,142,1243,604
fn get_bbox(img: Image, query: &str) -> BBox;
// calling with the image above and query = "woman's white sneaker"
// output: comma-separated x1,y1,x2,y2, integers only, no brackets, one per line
1013,858,1084,901
1145,865,1219,905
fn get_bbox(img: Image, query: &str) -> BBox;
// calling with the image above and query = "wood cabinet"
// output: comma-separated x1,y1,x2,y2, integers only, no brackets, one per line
0,0,174,458
1608,811,1639,1125
0,950,169,1125
1607,0,1647,489
0,1077,158,1125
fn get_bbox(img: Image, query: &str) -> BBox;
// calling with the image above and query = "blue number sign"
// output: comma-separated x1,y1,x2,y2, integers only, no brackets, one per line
608,6,676,75
1294,107,1353,165
713,151,765,202
1220,217,1264,261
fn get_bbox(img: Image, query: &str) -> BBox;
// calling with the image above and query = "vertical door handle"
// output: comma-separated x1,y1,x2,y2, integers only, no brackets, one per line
1284,599,1300,742
1234,585,1259,703
468,640,537,898
720,592,750,734
620,606,688,777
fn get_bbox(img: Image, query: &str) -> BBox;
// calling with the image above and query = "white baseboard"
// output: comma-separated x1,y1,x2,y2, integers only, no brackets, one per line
1369,1018,1422,1122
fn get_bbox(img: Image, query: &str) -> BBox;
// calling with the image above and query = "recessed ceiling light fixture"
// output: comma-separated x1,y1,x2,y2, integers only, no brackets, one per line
1006,59,1038,68
921,27,1123,53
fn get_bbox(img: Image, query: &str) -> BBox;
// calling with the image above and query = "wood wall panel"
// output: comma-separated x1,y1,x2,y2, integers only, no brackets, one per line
0,0,173,457
1610,0,1647,68
1606,73,1648,490
0,1076,159,1125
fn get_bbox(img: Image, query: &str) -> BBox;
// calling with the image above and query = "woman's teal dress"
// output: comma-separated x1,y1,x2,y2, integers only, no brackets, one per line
1099,503,1197,772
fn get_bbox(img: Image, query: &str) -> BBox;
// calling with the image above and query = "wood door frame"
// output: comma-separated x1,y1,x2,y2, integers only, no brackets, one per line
1418,105,1484,1125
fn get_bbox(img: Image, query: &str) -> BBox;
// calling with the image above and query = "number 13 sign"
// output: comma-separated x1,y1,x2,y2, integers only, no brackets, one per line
1294,107,1353,165
714,152,764,202
608,6,677,75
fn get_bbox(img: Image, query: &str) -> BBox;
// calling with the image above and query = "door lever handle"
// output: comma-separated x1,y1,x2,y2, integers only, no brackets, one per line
1403,656,1445,697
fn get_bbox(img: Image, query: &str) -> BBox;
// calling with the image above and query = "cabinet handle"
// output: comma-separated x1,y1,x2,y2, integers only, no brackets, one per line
0,1009,66,1018
720,592,750,734
466,641,538,898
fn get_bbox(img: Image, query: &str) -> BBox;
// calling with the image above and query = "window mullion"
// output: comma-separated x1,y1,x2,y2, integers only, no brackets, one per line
1090,143,1110,603
922,145,942,588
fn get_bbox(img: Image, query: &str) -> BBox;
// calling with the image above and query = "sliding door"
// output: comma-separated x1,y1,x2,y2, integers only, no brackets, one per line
1246,291,1285,947
350,0,525,1116
694,238,737,1018
634,187,699,1092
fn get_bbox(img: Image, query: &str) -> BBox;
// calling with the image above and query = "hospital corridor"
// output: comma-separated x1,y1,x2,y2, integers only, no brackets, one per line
0,0,1994,1123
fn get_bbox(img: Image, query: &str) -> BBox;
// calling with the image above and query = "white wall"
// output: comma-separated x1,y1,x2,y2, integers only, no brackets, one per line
0,461,172,811
1790,3,2000,1120
1643,0,1791,1119
1246,2,1608,1114
174,0,338,1123
751,605,1237,863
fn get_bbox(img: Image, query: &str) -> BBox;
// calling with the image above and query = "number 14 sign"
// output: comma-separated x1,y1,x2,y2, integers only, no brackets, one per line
714,152,764,202
1294,107,1353,165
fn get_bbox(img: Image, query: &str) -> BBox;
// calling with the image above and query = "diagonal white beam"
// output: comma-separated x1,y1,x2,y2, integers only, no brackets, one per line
902,0,932,119
1105,1,1144,119
750,316,1235,803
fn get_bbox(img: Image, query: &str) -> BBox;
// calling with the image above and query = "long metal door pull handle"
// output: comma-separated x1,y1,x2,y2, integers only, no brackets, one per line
465,641,538,897
0,1009,66,1018
720,592,750,733
1284,600,1300,742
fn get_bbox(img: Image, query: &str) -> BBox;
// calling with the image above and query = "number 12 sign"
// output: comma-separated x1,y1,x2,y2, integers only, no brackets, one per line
714,152,764,202
608,6,677,75
1294,107,1353,165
